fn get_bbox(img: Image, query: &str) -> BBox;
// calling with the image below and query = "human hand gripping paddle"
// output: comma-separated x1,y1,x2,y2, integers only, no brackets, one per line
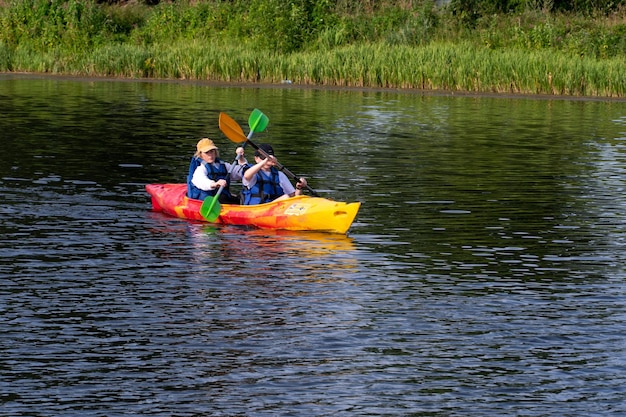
218,111,320,197
200,109,269,222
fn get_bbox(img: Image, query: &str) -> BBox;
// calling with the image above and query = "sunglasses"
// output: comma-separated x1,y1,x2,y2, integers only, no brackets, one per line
203,150,216,154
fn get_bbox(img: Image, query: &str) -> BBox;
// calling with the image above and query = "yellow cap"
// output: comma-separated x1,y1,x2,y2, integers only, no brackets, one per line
197,138,218,153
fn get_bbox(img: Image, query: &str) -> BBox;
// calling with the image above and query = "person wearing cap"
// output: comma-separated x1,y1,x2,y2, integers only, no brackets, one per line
240,143,307,205
187,138,247,204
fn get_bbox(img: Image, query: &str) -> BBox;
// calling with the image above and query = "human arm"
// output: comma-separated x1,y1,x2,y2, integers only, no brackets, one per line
243,155,275,182
273,172,307,201
227,147,248,181
191,164,224,190
294,177,307,195
281,173,307,197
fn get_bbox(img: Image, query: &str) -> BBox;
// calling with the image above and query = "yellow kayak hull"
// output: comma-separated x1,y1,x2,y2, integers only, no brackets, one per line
146,183,360,234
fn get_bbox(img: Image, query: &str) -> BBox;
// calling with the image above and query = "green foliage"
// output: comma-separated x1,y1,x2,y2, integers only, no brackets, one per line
447,0,519,27
384,1,440,45
310,1,441,49
551,0,623,13
100,3,150,41
0,0,112,52
242,0,318,53
450,0,624,18
129,2,212,44
0,42,12,71
472,11,626,59
1,0,625,96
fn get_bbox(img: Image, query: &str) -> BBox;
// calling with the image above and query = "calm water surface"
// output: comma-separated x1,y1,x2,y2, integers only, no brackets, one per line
1,74,626,416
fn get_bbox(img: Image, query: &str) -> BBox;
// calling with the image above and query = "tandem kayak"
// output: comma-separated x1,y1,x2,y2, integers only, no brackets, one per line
146,183,361,234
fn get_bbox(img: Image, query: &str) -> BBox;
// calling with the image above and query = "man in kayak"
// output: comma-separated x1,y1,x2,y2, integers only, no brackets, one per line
187,138,247,204
241,144,307,205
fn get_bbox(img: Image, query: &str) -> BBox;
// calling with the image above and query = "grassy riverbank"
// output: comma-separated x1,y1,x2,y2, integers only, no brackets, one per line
1,0,625,97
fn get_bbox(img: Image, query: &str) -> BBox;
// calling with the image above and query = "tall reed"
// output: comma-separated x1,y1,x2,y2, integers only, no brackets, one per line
1,0,625,97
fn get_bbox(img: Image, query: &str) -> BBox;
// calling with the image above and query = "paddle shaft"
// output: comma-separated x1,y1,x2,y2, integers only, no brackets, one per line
215,147,247,200
202,143,248,220
219,110,320,196
212,110,261,205
202,110,270,221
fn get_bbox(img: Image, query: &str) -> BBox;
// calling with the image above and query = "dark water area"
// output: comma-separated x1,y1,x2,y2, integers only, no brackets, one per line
1,74,626,416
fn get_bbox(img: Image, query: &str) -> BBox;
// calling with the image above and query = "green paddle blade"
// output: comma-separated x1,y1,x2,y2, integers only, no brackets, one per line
249,108,269,133
200,192,222,222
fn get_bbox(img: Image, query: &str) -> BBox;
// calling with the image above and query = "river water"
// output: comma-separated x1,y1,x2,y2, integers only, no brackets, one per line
1,74,626,416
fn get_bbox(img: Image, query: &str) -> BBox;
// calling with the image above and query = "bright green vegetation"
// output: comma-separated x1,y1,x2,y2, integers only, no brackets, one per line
1,0,625,97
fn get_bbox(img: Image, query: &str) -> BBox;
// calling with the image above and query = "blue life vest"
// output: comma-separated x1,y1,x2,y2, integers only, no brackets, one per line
186,156,234,200
241,167,284,205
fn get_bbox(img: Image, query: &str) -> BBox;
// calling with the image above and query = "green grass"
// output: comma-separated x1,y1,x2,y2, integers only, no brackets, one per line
1,0,625,97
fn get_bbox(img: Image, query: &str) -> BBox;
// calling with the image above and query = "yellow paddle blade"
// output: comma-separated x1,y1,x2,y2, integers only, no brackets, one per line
219,112,247,143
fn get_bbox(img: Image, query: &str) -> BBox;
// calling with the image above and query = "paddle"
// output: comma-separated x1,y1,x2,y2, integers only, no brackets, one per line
249,108,269,133
199,180,227,222
200,109,269,221
218,111,320,197
218,109,268,144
